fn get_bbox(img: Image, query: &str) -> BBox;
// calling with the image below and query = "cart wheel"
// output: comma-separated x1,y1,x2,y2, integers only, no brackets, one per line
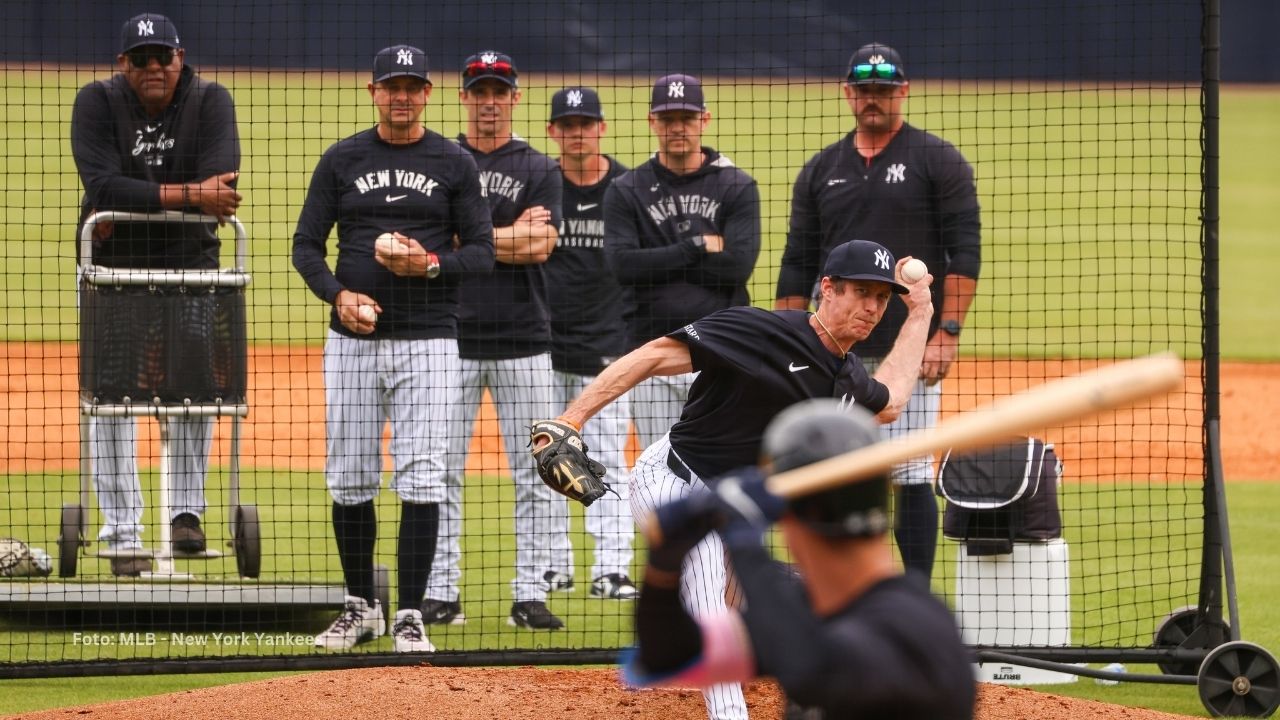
58,504,84,578
1154,605,1230,675
233,505,261,579
373,563,391,633
1197,641,1280,718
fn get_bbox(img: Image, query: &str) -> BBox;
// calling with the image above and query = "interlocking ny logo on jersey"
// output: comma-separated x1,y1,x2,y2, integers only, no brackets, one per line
396,49,414,66
567,90,583,107
874,248,892,270
668,81,685,98
137,19,154,37
885,163,906,183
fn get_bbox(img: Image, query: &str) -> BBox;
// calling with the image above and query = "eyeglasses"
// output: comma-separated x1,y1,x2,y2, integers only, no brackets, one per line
848,63,900,82
127,48,176,69
462,60,516,79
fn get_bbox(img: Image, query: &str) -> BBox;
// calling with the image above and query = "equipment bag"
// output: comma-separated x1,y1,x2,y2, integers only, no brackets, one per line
937,437,1063,556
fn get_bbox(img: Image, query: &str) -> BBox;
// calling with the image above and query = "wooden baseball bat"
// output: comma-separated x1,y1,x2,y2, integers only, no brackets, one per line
765,351,1185,499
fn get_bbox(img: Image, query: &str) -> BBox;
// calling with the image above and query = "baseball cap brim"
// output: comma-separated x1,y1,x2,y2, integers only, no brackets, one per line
463,74,517,90
650,102,705,114
374,71,430,84
827,272,909,295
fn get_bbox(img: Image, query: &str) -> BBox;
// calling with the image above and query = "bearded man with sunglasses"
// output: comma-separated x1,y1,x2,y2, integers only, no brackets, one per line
775,42,982,583
70,13,242,576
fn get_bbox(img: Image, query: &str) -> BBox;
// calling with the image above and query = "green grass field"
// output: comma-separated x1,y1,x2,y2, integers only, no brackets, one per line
1,71,1277,717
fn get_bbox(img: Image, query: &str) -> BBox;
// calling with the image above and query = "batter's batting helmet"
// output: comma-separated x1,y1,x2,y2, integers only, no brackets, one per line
762,399,891,537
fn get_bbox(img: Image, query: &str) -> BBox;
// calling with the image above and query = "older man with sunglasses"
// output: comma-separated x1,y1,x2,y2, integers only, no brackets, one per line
774,42,982,583
70,13,242,576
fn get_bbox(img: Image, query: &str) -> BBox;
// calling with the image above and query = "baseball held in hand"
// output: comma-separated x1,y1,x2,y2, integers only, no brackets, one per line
356,305,378,324
374,232,398,254
901,258,928,284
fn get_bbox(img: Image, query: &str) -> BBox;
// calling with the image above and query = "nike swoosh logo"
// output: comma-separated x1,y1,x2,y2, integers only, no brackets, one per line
386,194,407,202
788,362,809,373
576,203,599,211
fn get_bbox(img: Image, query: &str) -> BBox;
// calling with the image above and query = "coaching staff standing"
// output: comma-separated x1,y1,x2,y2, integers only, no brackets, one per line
604,74,761,450
422,51,570,632
292,45,494,653
775,43,981,581
542,87,638,600
70,13,242,576
539,240,932,720
625,399,975,719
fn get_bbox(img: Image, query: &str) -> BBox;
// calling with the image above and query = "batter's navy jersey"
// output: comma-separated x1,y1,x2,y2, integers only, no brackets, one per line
733,547,976,719
71,66,240,269
545,156,632,376
456,136,564,360
777,124,981,357
667,307,889,479
292,127,495,339
604,147,761,348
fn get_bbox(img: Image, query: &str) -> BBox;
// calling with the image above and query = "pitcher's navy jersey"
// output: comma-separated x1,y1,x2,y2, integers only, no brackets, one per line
667,307,888,479
777,124,981,356
292,127,495,339
545,156,631,376
604,147,760,348
456,136,564,360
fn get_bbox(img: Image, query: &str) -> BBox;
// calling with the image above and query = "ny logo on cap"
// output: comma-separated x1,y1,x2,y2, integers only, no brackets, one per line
396,48,414,66
868,54,885,65
668,81,685,98
137,19,154,37
874,249,892,270
481,52,497,64
567,90,583,107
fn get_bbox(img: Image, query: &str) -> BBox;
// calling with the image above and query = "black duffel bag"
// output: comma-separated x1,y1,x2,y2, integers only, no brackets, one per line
937,437,1063,556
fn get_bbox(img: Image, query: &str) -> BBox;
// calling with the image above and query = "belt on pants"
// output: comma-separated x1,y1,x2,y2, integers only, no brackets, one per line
666,448,693,484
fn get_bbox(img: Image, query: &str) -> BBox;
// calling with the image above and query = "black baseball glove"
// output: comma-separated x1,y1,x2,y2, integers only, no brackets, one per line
529,419,610,506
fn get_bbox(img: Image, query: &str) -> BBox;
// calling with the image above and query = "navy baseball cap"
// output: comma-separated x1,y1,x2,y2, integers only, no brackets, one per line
462,51,518,89
763,399,891,538
650,74,705,113
847,42,908,86
120,13,180,54
823,239,908,294
550,87,604,121
373,45,430,84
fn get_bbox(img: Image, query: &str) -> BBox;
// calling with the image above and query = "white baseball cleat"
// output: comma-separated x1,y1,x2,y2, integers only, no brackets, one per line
314,595,385,650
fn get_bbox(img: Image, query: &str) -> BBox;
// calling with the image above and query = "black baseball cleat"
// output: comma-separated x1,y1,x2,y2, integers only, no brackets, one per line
590,573,639,599
507,600,564,630
420,598,466,625
172,513,206,554
543,570,574,593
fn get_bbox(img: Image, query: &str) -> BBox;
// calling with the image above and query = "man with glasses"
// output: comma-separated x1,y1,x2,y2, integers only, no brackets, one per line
775,42,982,583
603,74,761,451
421,50,570,631
71,12,242,576
292,45,494,653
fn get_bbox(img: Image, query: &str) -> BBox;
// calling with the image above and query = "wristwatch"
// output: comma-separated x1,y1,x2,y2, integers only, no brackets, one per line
689,234,707,252
425,253,441,279
939,319,962,337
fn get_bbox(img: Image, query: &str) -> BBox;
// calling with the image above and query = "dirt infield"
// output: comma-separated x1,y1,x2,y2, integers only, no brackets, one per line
2,666,1207,720
3,343,1276,481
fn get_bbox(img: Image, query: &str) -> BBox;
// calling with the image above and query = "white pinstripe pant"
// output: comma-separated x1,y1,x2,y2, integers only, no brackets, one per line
427,352,570,603
630,434,748,720
550,371,634,581
89,416,211,549
630,372,696,450
322,332,457,505
860,357,942,486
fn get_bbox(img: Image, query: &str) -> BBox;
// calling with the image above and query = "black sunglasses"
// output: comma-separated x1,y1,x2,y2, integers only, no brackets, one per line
127,48,176,69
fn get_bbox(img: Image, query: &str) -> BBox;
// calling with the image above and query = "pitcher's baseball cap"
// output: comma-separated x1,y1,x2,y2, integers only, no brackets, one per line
120,13,181,53
823,239,908,294
763,399,890,538
650,74,705,113
846,42,908,86
462,51,518,89
550,87,604,121
373,45,430,84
